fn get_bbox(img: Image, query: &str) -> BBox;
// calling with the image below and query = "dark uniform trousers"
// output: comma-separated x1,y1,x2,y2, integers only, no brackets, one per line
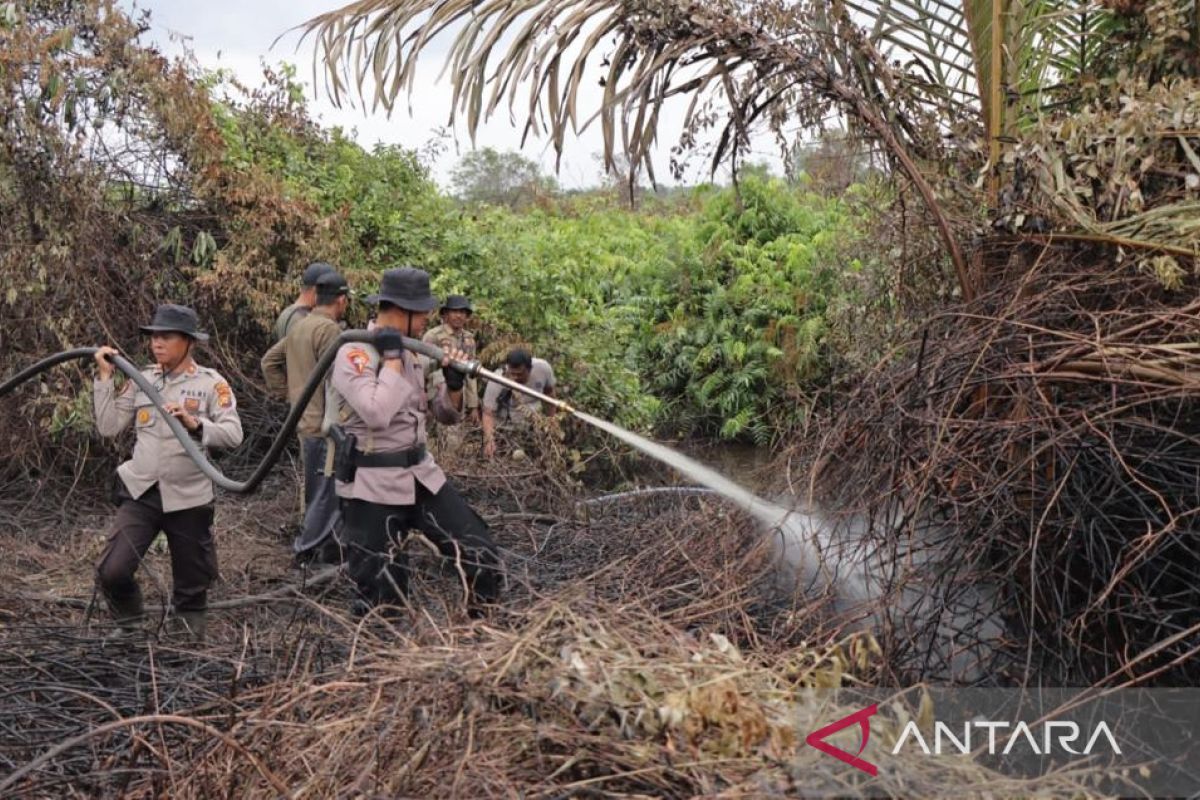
96,482,218,613
343,481,501,610
300,436,340,546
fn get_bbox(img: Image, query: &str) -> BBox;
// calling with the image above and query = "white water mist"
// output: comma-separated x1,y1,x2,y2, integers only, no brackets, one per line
573,411,1006,682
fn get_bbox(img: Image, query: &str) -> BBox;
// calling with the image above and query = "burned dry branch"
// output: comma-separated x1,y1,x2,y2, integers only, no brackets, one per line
0,469,1087,797
802,246,1200,686
0,464,854,797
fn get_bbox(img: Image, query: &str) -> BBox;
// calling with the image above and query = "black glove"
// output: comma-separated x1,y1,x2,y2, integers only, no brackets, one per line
373,327,405,360
442,364,466,391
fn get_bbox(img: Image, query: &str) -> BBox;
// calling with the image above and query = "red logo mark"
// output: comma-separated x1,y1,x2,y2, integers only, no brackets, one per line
805,704,878,776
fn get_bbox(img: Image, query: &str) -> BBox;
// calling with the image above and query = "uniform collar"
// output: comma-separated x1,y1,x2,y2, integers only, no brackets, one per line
151,361,199,380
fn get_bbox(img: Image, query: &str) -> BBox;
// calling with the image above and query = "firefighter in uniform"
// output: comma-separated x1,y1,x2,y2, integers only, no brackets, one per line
329,267,501,617
92,304,244,641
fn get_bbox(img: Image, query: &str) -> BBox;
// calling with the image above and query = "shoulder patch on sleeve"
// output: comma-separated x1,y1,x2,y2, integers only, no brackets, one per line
214,381,233,408
346,347,370,375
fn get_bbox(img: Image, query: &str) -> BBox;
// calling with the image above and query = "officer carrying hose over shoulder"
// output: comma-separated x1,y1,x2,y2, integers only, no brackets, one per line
261,270,352,559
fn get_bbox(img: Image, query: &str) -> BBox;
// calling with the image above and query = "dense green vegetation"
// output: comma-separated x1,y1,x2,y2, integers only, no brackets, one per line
0,0,881,457
429,179,878,443
205,70,880,442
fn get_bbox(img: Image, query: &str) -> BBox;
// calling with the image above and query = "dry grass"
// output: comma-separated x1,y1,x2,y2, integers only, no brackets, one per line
0,454,1098,798
790,246,1200,687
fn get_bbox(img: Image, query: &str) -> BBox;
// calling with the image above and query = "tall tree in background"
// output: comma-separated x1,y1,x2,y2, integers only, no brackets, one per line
450,147,556,207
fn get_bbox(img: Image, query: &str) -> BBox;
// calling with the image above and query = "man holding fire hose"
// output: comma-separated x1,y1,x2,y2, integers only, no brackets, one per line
92,304,244,643
261,270,352,559
327,267,502,618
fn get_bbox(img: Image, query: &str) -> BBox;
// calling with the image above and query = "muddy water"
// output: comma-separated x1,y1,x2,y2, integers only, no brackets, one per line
676,441,775,488
575,413,789,527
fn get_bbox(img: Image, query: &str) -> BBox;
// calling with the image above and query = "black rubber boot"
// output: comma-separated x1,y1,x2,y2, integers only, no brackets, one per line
106,588,145,630
166,609,207,644
100,588,146,648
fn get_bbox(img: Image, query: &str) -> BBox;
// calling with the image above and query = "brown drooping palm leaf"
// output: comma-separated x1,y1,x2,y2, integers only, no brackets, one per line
297,0,978,299
297,0,1134,300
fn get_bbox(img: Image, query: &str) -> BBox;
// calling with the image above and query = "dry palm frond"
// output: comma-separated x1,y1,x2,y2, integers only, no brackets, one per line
298,0,975,296
798,245,1200,686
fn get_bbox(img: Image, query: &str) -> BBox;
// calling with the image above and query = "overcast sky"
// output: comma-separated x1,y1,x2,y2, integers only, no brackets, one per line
122,0,785,191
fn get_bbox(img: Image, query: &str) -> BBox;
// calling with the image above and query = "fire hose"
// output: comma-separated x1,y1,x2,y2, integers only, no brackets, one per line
0,329,573,493
3,328,832,614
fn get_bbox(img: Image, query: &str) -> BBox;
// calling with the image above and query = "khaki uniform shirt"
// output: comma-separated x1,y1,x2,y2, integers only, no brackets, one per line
330,342,462,506
482,358,556,424
94,363,244,512
422,323,479,411
260,308,341,438
273,302,310,342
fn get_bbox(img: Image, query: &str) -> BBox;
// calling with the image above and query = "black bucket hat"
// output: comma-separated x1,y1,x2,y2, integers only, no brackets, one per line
441,294,473,315
365,267,438,313
139,304,209,342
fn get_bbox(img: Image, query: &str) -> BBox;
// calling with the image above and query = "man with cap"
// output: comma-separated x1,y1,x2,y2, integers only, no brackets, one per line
481,348,557,459
273,261,337,342
422,295,480,425
261,271,351,557
92,304,244,642
329,267,501,617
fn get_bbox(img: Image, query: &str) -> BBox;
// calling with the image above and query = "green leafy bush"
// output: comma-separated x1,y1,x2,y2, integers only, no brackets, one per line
630,176,869,442
433,178,875,442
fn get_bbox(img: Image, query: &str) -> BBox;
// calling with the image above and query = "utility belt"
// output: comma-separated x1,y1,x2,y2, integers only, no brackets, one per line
328,426,426,483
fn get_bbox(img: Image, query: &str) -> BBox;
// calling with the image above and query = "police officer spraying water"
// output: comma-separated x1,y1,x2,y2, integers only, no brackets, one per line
328,267,502,618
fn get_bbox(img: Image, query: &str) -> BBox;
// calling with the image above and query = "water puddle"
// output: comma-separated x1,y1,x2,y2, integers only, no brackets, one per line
574,412,869,603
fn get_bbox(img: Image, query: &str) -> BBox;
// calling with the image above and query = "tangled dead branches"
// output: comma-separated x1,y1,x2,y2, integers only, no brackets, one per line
0,465,1091,797
799,243,1200,686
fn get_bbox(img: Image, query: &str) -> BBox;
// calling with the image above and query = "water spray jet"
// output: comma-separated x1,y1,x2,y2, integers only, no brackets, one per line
3,331,1006,680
